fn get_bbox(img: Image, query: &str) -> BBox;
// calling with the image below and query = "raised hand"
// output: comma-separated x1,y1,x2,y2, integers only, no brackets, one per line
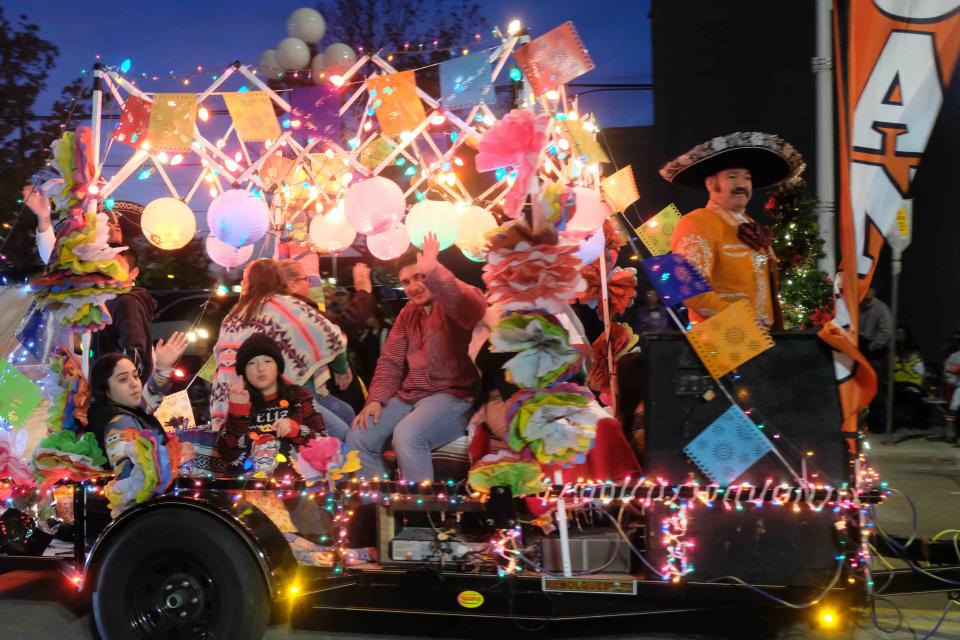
22,185,52,231
228,378,250,406
352,401,382,431
352,262,373,293
155,331,189,371
417,231,440,276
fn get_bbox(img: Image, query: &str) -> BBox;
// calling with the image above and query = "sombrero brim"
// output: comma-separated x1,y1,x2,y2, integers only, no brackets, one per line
659,132,805,190
670,147,793,189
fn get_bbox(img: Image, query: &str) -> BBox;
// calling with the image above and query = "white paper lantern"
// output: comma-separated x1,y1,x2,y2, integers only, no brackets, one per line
276,37,311,70
141,197,196,250
323,43,357,74
207,189,270,248
566,186,612,236
455,205,498,262
572,229,605,267
257,49,283,78
405,200,460,250
366,224,410,261
206,235,254,269
343,177,405,235
309,206,357,253
287,8,326,43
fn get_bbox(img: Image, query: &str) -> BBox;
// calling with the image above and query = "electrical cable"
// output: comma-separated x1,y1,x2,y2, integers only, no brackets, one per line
702,556,846,610
920,598,956,640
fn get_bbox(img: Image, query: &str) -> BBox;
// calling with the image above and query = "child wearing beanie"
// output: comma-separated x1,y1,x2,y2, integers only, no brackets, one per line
215,333,326,479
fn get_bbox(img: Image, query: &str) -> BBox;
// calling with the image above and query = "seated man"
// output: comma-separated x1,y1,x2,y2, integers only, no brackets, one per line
347,232,486,482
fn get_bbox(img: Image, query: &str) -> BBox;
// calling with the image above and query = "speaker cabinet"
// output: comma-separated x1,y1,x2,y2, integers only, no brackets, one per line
633,332,848,586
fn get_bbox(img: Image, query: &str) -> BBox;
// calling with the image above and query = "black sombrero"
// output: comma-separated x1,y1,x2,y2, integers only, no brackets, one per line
659,132,805,189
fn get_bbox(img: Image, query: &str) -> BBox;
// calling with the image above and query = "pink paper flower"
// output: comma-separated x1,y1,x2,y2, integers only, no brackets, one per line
475,109,551,219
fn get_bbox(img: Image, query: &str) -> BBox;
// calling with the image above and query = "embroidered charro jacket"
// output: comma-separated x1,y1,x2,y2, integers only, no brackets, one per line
671,202,782,328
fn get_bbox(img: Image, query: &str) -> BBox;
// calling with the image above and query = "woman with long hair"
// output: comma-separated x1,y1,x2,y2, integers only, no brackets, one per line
210,260,347,437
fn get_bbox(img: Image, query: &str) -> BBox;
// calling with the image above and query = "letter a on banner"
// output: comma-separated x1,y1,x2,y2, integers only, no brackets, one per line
822,1,960,432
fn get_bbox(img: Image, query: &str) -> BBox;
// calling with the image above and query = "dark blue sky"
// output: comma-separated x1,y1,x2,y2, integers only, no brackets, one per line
11,0,652,127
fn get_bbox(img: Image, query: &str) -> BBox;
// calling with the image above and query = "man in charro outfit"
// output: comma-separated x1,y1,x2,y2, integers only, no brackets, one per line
660,132,805,330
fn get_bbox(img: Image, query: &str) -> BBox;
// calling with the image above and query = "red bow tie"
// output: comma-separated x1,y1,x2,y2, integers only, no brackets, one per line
737,222,772,252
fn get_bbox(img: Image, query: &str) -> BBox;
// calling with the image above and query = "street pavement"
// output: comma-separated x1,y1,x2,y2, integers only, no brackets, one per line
0,434,958,639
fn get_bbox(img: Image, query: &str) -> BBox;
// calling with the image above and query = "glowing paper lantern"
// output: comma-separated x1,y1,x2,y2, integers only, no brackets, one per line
141,197,196,250
566,187,611,236
206,235,254,269
207,189,269,248
455,205,497,262
323,43,357,74
405,200,459,250
572,229,604,266
366,224,410,261
276,37,310,70
343,177,404,235
287,8,326,43
258,49,283,78
309,206,357,253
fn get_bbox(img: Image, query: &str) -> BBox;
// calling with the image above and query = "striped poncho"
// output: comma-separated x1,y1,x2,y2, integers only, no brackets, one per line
210,294,346,430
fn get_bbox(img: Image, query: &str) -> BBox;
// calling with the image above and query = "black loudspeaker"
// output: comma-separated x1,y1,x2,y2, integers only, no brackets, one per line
634,332,849,587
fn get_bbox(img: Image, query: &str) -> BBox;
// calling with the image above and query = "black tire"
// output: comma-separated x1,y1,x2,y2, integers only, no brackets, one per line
92,508,270,640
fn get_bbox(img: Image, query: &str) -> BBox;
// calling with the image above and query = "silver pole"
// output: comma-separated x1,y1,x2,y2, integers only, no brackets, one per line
884,252,902,434
813,0,836,274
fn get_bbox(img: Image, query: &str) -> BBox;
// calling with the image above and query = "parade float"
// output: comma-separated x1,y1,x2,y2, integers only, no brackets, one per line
0,6,957,640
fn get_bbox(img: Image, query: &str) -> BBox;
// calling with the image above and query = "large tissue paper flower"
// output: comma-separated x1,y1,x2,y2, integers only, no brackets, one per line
0,429,34,489
576,264,639,318
490,313,582,388
505,384,606,465
484,243,586,314
468,451,546,496
588,322,639,394
475,109,550,219
293,437,362,481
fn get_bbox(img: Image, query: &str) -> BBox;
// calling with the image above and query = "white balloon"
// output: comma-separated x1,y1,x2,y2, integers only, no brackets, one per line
206,235,254,269
141,197,196,250
257,49,283,78
366,224,410,261
310,53,326,84
287,8,326,43
276,37,311,71
323,43,357,75
405,200,460,250
207,189,270,248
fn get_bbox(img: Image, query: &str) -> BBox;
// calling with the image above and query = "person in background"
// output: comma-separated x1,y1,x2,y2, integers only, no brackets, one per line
92,247,158,382
892,325,928,430
210,260,348,438
347,233,486,482
278,259,372,418
356,306,391,385
860,287,892,365
630,289,670,333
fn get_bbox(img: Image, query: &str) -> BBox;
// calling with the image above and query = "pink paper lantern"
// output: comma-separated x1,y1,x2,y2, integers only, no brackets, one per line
343,177,405,235
366,223,410,261
206,188,270,248
309,206,357,253
206,234,254,268
566,187,611,236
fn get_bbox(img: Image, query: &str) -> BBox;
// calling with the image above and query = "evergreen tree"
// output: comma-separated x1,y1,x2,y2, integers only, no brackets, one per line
765,179,833,329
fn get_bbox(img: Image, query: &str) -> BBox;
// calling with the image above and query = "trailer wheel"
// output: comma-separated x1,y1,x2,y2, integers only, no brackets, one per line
92,508,270,640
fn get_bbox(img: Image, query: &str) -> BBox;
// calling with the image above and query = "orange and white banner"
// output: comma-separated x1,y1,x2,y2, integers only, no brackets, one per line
823,1,960,431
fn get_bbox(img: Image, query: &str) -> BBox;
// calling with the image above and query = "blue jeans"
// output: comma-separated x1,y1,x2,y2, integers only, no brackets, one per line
313,398,351,441
345,394,472,482
316,393,356,431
